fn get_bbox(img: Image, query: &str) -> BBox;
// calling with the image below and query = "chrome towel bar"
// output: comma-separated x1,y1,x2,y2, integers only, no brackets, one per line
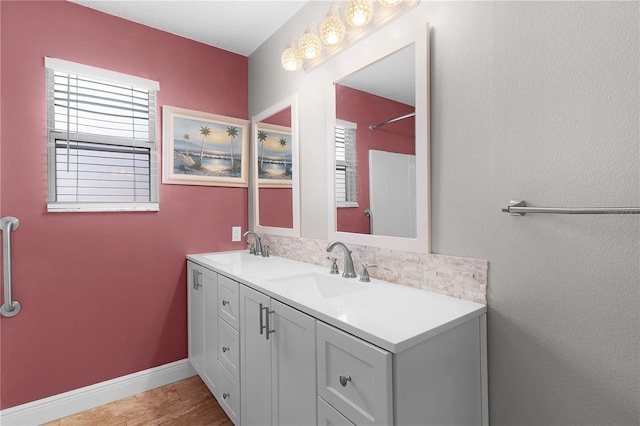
502,200,640,216
1,216,21,317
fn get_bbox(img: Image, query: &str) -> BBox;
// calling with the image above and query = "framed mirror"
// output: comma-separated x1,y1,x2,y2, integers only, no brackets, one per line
327,24,430,253
252,95,300,237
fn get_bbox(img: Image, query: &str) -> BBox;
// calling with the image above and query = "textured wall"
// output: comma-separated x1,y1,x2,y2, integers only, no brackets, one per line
249,1,640,424
0,1,248,409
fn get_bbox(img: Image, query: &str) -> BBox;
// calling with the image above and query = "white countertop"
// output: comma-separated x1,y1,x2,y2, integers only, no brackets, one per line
187,250,486,353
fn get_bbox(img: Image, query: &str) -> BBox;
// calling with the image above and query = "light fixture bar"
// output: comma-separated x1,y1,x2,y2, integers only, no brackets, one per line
303,0,420,72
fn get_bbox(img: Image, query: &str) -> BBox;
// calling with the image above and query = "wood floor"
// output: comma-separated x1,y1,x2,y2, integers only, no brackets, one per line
41,376,232,426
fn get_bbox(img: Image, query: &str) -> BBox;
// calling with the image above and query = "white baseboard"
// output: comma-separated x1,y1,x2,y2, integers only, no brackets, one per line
0,359,196,426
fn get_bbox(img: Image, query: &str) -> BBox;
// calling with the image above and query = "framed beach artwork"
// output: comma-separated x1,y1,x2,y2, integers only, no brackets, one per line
256,122,293,188
162,106,249,187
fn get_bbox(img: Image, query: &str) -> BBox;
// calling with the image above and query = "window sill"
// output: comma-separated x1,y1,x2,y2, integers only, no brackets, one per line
47,203,159,213
337,202,359,208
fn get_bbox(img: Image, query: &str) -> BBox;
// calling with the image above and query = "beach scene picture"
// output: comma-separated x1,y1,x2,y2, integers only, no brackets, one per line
256,123,292,185
163,106,249,187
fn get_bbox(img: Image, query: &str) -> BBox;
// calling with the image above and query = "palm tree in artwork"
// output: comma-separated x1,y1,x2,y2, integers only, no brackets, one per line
183,133,190,156
257,130,267,171
199,125,211,167
226,126,239,169
279,137,288,173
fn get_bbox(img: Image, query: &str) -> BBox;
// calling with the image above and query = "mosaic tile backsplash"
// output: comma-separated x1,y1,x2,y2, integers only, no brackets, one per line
262,235,488,304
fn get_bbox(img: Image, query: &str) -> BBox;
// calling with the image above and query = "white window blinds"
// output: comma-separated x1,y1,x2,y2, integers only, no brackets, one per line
45,58,159,212
335,120,357,207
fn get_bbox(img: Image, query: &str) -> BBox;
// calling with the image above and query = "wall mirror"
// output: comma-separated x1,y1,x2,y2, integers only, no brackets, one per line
252,95,300,237
327,24,430,252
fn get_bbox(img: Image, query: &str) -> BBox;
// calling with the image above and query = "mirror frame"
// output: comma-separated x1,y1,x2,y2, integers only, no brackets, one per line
251,94,300,237
327,23,430,253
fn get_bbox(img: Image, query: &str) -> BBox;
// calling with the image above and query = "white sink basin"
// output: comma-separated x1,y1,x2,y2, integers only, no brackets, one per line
200,252,304,277
267,272,371,300
201,251,259,265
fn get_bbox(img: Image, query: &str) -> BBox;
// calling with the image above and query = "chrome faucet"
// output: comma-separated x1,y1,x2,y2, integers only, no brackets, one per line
243,231,264,256
326,241,357,278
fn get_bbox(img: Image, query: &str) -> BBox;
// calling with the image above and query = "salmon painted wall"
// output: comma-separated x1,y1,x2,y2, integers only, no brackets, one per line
0,1,248,409
335,85,415,234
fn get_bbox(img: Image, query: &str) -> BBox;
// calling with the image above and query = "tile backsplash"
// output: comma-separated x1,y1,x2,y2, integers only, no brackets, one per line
262,235,488,304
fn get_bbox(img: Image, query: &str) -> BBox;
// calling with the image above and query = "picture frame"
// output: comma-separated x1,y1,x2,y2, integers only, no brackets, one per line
256,122,293,188
162,106,249,187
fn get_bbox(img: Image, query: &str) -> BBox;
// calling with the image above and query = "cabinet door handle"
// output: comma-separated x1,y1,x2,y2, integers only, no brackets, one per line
339,375,352,387
265,308,276,340
222,300,229,306
259,303,267,335
222,346,229,353
223,392,229,400
193,270,202,290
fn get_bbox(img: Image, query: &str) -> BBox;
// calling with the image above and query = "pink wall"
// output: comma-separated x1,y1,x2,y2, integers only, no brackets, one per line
262,107,291,127
335,85,415,234
258,188,293,228
0,1,248,409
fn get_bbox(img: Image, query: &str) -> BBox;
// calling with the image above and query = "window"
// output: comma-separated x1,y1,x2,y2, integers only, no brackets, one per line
45,58,159,212
335,120,357,207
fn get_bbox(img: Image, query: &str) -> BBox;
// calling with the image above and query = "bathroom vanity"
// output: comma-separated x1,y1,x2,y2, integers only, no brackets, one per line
186,251,488,426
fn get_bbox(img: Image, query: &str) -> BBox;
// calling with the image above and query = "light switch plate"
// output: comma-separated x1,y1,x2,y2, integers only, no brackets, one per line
231,226,242,242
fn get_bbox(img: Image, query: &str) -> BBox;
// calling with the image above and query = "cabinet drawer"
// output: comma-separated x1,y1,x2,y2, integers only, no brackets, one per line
218,317,240,381
317,322,392,426
218,275,240,329
218,361,240,425
318,396,355,426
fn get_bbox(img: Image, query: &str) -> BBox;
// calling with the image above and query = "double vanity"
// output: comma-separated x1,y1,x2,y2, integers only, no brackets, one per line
186,249,488,425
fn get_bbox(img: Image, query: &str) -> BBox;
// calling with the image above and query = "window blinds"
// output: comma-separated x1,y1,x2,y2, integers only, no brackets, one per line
335,124,357,206
45,58,159,209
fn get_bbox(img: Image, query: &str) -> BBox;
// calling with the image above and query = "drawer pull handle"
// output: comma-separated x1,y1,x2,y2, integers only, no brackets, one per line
339,375,352,387
223,392,230,400
222,300,229,306
222,346,229,353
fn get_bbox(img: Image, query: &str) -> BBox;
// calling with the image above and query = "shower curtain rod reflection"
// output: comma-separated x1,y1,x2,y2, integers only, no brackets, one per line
368,112,415,130
502,200,640,216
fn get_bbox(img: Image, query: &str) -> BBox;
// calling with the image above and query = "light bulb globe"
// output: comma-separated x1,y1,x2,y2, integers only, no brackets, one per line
345,0,374,28
281,46,303,71
299,32,322,60
320,15,346,45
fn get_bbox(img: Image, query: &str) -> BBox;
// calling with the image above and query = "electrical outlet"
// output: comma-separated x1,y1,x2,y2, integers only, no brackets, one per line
232,226,242,242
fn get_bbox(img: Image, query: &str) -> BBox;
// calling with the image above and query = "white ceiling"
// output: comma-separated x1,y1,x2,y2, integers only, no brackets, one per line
71,0,308,56
71,0,414,106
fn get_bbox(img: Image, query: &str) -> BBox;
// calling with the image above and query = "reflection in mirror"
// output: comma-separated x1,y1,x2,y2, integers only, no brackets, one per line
327,22,429,253
258,107,292,228
334,44,416,238
252,96,300,237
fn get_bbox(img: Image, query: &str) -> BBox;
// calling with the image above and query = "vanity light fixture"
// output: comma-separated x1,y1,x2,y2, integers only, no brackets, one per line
299,22,323,60
345,0,374,28
320,4,346,46
379,0,403,6
281,0,419,72
281,37,303,71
